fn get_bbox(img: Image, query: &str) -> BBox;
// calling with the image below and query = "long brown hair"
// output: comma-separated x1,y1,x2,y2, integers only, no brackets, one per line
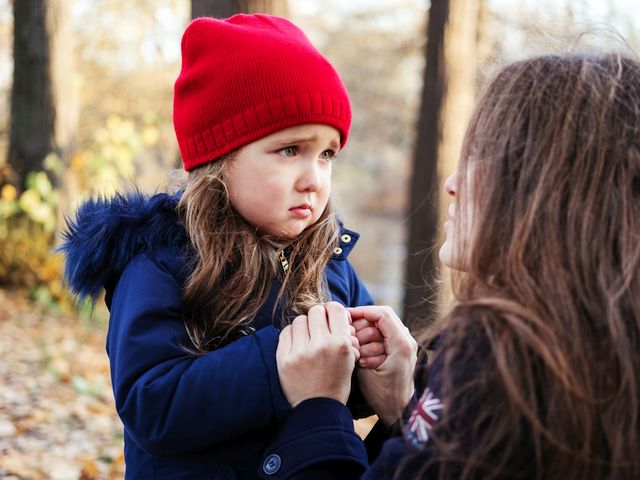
176,155,339,352
409,52,640,479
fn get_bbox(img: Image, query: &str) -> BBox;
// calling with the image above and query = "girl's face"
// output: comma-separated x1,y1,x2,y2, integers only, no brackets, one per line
439,164,477,271
226,123,340,239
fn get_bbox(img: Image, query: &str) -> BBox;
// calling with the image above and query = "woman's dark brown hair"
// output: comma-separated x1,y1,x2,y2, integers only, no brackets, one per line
175,155,339,352
407,52,640,479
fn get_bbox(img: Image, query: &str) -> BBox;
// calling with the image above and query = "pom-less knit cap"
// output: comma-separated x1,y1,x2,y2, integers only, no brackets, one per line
173,14,352,171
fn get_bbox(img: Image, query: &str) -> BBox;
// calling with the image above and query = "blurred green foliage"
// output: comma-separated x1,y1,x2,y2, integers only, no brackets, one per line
0,161,65,304
0,114,160,313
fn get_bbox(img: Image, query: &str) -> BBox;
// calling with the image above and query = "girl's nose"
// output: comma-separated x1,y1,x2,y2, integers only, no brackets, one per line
444,170,458,197
296,162,322,192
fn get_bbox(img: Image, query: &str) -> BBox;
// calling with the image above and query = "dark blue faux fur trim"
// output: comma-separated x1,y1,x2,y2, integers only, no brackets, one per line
59,191,186,301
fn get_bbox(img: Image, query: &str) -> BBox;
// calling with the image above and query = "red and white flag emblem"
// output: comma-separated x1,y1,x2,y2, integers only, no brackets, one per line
406,388,444,447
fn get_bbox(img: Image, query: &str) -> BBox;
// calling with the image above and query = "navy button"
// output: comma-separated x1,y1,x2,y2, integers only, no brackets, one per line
263,454,282,475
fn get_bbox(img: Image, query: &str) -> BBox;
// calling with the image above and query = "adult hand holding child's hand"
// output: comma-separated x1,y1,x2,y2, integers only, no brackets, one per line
350,306,418,427
277,302,360,407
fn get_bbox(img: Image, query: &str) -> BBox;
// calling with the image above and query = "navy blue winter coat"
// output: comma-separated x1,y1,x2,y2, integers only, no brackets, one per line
61,192,374,479
255,398,429,479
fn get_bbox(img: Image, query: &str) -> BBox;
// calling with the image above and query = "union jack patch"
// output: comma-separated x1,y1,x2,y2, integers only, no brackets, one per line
406,388,444,447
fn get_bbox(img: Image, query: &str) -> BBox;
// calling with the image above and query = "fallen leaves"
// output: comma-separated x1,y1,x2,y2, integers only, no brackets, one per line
0,288,124,479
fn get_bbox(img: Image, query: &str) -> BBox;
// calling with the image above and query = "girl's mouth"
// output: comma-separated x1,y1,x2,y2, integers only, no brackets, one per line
289,204,312,218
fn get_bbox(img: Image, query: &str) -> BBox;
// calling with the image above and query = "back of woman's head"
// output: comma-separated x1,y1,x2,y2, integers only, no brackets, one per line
461,52,640,300
419,52,640,479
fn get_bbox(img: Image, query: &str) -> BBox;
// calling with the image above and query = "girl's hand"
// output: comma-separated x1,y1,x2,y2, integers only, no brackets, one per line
277,302,358,407
348,306,418,426
353,318,387,369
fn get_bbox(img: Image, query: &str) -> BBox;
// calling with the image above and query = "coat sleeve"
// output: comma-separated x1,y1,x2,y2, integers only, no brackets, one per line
256,403,443,480
106,253,291,455
257,355,447,479
257,398,369,479
256,398,431,480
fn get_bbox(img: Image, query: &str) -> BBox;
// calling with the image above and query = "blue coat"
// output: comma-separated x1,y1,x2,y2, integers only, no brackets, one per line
61,192,374,479
254,398,428,480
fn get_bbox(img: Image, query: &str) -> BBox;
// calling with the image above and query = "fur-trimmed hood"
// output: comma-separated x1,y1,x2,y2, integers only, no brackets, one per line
59,192,187,301
60,191,361,302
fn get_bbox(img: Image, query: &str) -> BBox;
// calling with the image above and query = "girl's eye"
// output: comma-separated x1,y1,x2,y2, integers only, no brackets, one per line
320,149,337,160
279,146,298,157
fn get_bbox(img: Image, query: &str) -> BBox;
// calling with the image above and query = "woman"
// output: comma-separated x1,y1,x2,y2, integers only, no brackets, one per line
259,51,640,479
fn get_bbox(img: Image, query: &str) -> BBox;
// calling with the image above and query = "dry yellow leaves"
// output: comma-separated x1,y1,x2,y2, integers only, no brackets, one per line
0,289,124,479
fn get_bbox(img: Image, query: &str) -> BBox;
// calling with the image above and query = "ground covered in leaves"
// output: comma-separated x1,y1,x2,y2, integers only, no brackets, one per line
0,289,124,479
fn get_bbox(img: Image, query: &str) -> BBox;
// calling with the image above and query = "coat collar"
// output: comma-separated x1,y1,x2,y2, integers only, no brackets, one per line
60,192,360,301
59,191,186,300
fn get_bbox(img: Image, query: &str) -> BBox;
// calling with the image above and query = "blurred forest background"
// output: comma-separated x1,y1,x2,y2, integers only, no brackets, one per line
0,0,639,478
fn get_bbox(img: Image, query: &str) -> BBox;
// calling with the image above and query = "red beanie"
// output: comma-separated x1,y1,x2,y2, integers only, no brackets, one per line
173,14,352,171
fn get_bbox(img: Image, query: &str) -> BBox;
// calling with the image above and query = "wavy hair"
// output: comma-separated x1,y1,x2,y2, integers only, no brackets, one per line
405,52,640,479
176,155,339,352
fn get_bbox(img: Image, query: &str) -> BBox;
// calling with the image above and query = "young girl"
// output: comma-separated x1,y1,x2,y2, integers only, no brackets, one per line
61,14,384,479
263,50,640,479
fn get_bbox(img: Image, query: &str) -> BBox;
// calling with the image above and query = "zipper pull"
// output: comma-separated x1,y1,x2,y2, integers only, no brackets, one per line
279,249,289,274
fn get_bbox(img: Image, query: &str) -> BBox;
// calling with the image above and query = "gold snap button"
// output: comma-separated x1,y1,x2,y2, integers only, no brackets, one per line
333,247,343,255
340,234,352,243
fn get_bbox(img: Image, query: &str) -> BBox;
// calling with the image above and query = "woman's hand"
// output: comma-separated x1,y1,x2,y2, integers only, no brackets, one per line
349,306,418,426
277,302,359,407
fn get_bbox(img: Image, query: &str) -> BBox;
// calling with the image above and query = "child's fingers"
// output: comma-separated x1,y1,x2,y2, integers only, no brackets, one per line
351,334,361,362
348,307,368,322
348,306,414,353
359,341,386,358
351,331,360,350
355,325,384,345
358,354,387,369
352,318,371,332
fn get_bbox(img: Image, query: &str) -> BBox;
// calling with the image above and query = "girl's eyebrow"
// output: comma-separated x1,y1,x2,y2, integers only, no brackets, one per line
267,135,341,150
327,138,341,150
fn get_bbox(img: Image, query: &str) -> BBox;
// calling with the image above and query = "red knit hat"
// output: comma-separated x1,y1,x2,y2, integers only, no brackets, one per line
173,14,352,171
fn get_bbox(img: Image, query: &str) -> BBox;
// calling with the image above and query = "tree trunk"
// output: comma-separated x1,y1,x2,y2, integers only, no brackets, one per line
403,0,482,333
191,0,288,19
8,0,76,191
403,0,448,332
436,0,484,313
